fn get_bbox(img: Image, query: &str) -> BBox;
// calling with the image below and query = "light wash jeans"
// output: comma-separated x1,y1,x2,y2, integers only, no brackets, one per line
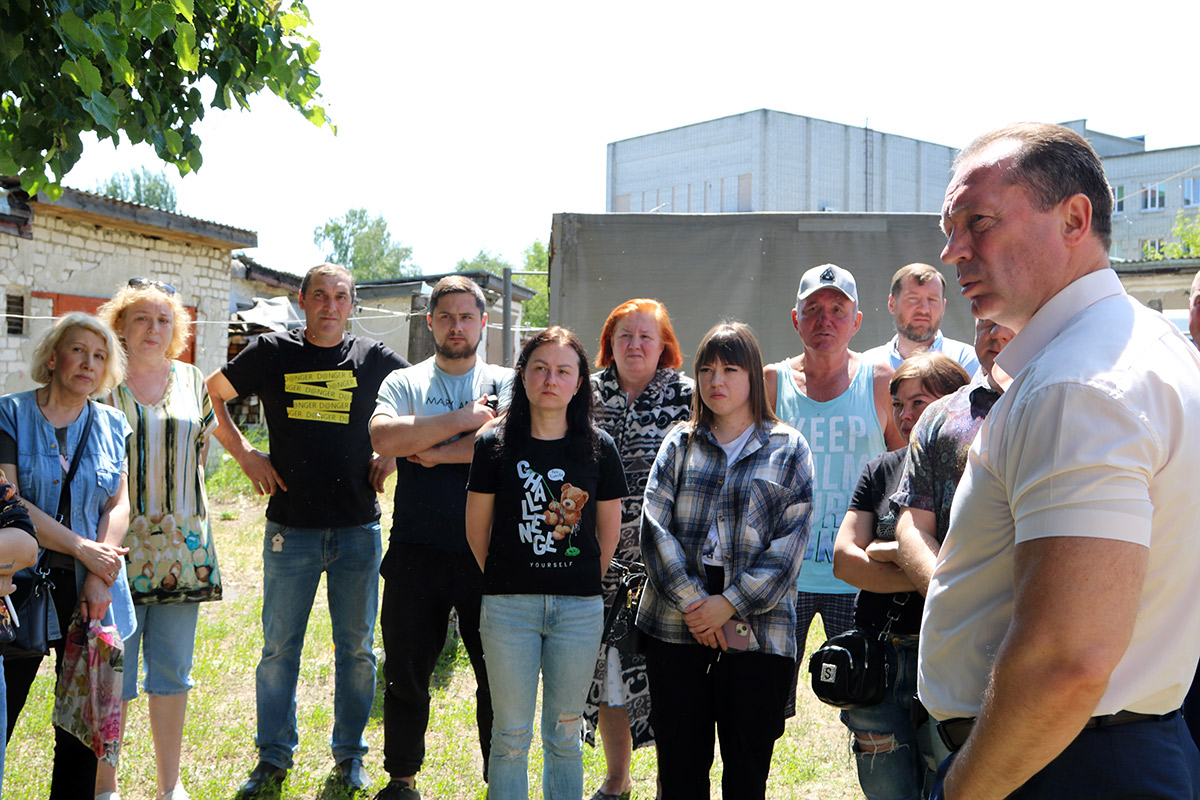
841,634,940,800
123,602,201,700
257,521,382,769
480,594,603,800
1,653,6,795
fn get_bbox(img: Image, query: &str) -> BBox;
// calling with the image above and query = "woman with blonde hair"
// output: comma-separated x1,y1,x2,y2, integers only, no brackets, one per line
94,278,219,800
1,312,133,799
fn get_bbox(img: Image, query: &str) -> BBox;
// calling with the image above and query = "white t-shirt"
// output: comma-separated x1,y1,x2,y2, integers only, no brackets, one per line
701,424,757,568
372,356,513,437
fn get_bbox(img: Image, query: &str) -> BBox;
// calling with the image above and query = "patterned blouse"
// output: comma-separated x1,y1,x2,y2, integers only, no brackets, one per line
891,375,1002,543
590,365,694,595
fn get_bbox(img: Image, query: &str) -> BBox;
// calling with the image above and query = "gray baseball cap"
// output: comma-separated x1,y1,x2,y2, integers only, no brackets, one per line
796,263,858,307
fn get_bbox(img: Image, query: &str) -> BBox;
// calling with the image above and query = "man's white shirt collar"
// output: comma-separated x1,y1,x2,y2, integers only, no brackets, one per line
992,269,1125,391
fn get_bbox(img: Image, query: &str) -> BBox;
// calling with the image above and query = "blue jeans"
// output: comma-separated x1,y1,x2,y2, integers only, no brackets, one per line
257,521,382,769
479,594,603,800
841,635,938,800
1,653,6,796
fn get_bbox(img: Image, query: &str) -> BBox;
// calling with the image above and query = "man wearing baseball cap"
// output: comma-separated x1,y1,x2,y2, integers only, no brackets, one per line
764,263,905,714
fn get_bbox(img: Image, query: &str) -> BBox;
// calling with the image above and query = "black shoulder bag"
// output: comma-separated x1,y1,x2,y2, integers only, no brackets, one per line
808,593,909,709
7,401,94,660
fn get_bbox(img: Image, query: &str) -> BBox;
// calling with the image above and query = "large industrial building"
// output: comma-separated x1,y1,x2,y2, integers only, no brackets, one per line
606,111,1200,264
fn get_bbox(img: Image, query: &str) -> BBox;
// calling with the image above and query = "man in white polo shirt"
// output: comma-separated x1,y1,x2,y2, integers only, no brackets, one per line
922,122,1200,799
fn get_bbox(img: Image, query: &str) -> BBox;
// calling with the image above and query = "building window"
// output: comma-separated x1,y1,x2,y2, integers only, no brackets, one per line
5,293,24,335
1112,184,1124,213
1142,183,1166,211
1184,177,1200,207
1141,238,1164,258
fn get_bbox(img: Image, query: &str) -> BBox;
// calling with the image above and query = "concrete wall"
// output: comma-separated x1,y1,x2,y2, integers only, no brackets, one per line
549,212,969,368
1,214,229,394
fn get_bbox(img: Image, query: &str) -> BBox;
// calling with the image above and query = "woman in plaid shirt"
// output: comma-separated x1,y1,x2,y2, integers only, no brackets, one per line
635,322,814,800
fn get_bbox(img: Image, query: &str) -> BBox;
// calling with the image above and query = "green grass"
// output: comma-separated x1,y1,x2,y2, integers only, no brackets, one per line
4,473,862,799
205,427,271,503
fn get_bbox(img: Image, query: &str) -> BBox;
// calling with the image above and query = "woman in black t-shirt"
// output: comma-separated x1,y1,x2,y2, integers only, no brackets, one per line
831,352,969,800
466,326,626,800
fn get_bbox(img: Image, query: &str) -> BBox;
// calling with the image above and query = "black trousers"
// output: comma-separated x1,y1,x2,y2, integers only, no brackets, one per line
4,566,98,799
645,599,793,800
380,543,491,780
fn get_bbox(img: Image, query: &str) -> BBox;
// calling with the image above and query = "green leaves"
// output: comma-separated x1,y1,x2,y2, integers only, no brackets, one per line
170,0,193,23
81,90,120,133
1,0,332,194
62,58,103,94
173,20,197,71
314,209,419,281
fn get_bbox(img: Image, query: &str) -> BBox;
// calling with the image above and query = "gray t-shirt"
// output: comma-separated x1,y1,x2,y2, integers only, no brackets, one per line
373,356,514,555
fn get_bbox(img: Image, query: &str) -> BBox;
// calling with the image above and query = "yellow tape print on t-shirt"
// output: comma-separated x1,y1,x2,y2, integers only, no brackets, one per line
284,369,358,424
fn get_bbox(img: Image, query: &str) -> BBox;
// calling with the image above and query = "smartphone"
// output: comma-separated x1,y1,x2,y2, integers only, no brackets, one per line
722,618,751,651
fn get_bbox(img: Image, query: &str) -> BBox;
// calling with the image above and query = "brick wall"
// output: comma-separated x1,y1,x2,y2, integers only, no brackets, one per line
1,213,231,395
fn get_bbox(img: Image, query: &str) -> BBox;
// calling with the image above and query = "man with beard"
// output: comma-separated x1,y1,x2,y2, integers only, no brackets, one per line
369,275,514,800
864,263,979,375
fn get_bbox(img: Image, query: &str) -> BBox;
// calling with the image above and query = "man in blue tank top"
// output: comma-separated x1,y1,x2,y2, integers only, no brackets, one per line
764,263,906,714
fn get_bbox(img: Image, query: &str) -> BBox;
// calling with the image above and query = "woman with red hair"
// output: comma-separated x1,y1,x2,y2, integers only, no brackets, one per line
585,299,693,800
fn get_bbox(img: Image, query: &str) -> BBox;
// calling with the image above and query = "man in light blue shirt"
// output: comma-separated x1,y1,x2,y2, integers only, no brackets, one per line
863,263,979,375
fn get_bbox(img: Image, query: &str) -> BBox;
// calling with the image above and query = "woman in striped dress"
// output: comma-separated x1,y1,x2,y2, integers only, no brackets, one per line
95,279,220,800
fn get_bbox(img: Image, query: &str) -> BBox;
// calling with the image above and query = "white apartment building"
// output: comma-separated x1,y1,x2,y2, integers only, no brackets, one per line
1074,117,1200,263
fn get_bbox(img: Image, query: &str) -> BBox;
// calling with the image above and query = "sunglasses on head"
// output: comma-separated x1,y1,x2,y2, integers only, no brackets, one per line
128,277,176,296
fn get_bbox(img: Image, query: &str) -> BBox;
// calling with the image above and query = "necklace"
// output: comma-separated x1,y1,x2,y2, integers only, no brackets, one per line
125,361,171,406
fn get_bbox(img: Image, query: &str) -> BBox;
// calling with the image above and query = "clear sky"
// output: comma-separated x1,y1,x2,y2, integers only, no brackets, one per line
59,0,1196,277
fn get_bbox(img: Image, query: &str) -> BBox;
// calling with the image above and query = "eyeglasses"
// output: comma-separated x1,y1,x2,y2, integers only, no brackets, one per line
128,278,176,296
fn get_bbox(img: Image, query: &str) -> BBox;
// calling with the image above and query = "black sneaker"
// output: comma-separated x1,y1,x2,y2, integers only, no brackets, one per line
233,761,287,799
373,779,421,800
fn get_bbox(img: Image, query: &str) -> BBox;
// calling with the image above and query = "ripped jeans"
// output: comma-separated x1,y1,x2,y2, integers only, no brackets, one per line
479,594,603,800
841,634,941,800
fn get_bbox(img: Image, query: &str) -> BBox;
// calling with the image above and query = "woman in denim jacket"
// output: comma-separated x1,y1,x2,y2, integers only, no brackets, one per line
0,312,134,799
635,322,814,800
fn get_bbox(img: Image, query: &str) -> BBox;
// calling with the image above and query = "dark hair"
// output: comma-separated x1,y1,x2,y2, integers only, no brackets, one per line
689,321,777,441
430,275,486,315
889,352,970,398
595,298,684,370
301,263,356,304
955,122,1113,250
889,262,946,299
499,326,598,461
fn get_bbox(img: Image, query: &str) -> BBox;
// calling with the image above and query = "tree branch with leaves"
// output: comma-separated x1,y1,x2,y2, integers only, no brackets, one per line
0,0,333,200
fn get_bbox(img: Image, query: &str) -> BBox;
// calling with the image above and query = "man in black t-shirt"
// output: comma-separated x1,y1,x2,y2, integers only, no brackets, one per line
208,264,408,799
